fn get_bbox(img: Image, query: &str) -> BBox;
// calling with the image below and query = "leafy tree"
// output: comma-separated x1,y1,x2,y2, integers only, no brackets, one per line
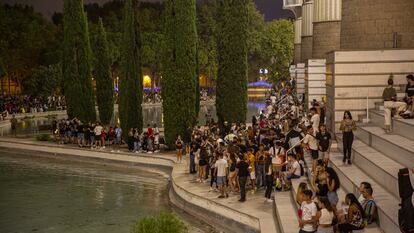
62,0,96,122
93,18,114,125
23,64,62,97
119,0,143,136
216,0,249,124
162,0,198,147
264,20,294,83
0,4,57,93
130,212,188,233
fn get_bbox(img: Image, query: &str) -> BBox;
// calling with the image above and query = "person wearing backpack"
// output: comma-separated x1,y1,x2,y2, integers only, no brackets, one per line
361,186,378,225
338,193,365,233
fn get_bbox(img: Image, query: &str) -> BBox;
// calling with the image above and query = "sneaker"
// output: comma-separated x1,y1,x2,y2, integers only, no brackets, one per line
102,146,106,149
347,159,352,165
218,195,225,198
238,199,246,202
135,151,139,154
209,187,214,192
342,157,346,163
266,198,273,203
147,151,153,154
110,150,115,152
117,150,120,152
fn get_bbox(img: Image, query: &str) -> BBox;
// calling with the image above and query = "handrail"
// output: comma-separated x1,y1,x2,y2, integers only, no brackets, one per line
278,110,293,120
275,94,288,106
284,136,306,171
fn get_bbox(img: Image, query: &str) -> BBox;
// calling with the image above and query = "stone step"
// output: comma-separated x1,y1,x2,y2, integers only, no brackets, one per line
329,152,400,233
367,109,414,141
355,125,414,167
273,181,302,233
337,135,401,199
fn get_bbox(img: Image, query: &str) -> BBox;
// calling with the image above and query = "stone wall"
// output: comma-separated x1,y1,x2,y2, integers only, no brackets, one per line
296,63,306,97
301,36,313,62
294,44,302,64
325,49,414,133
340,0,414,50
312,21,341,59
305,59,326,108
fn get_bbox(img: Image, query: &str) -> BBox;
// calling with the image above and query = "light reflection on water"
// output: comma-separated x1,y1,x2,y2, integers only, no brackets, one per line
0,152,214,233
0,101,263,136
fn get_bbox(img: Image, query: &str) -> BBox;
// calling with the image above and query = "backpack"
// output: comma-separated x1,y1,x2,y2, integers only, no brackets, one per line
398,168,414,233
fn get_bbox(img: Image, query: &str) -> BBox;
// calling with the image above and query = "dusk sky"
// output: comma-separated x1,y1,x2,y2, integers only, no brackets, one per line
1,0,294,21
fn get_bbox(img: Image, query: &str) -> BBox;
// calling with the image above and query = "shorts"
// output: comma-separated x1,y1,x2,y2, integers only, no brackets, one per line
115,136,122,144
320,151,330,160
286,172,300,180
217,176,227,185
250,172,256,180
95,134,101,140
199,159,207,166
310,150,319,160
78,133,84,140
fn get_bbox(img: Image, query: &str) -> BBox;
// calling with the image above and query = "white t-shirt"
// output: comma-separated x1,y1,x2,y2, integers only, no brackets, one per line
303,134,318,150
301,201,317,232
215,158,228,177
311,114,320,132
270,95,277,104
94,125,103,136
292,160,301,176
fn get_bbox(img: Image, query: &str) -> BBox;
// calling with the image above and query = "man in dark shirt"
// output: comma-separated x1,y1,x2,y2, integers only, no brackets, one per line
236,154,249,202
404,74,414,115
316,124,332,163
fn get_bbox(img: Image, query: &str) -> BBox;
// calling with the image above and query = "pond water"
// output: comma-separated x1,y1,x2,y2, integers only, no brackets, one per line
0,151,215,233
0,100,265,137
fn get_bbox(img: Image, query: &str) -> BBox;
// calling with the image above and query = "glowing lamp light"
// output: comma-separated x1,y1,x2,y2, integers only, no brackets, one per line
143,75,151,87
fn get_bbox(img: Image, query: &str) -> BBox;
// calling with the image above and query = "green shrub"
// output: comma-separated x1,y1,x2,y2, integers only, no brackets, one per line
36,134,50,141
130,212,188,233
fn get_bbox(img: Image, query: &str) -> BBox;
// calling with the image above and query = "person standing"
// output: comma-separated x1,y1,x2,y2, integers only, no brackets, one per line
310,107,320,134
236,154,249,202
403,74,414,116
382,77,407,133
316,124,332,163
10,114,17,137
215,153,228,198
114,124,122,152
255,144,266,189
175,135,183,163
264,152,274,202
339,111,356,165
93,122,103,149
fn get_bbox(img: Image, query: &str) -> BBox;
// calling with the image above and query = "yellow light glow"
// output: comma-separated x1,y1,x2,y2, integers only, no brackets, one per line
143,75,151,87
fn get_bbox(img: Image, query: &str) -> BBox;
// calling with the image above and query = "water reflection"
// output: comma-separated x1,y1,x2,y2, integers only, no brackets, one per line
0,100,264,136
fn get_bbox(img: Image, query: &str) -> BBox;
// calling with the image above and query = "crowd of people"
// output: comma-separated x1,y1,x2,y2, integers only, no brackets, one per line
176,83,379,233
51,118,161,154
0,95,66,120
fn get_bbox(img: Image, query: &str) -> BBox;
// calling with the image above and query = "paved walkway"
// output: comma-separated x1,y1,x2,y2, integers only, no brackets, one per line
0,137,279,233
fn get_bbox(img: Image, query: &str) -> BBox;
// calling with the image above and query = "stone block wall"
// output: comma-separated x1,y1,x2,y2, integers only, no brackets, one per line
294,44,302,64
305,59,326,108
301,36,313,63
340,0,414,50
312,21,341,59
296,63,306,97
325,49,414,133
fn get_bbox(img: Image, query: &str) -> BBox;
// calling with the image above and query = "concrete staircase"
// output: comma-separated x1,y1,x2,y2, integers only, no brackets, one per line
332,102,414,233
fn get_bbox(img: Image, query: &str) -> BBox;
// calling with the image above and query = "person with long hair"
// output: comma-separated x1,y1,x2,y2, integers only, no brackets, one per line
264,152,274,202
326,167,340,208
316,197,335,233
339,111,356,164
313,159,329,197
175,135,183,163
338,193,366,233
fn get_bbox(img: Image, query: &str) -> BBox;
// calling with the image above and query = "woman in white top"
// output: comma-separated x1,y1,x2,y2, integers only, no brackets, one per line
317,197,335,233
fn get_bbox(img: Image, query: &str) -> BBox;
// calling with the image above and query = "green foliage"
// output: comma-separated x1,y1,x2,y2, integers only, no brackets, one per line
0,4,57,85
130,213,188,233
62,0,96,122
264,20,294,83
24,64,62,97
216,0,249,124
93,18,114,125
162,0,198,148
36,134,50,141
119,0,143,136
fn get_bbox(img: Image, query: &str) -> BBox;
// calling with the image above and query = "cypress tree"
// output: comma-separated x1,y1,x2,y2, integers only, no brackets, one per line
162,0,198,148
216,0,249,124
119,0,143,136
93,18,114,125
62,0,96,122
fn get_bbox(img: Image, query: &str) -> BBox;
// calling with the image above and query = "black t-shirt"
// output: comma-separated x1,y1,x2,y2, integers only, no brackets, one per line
316,131,331,152
236,160,249,177
406,83,414,97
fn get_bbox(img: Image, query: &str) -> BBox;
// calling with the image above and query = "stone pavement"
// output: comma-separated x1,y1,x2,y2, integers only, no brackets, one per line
0,137,280,233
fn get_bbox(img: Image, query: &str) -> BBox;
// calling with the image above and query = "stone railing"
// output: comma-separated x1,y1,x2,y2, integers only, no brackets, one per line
283,0,303,8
